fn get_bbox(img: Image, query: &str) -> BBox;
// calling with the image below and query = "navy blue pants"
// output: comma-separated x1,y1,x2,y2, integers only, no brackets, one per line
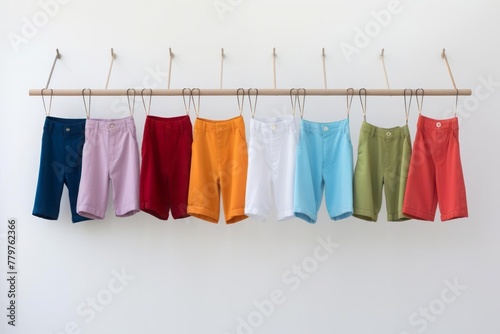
32,117,91,223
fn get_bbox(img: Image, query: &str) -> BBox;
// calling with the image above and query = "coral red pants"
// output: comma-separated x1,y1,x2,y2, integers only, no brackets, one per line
402,115,468,221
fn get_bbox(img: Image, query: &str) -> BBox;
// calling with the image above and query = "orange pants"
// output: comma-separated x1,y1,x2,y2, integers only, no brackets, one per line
187,116,248,223
402,115,468,221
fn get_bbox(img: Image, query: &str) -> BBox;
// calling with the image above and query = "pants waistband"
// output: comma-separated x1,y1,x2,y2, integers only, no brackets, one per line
417,114,459,131
300,118,349,133
43,116,86,134
194,115,245,132
360,121,409,138
250,116,296,132
145,114,192,130
86,116,136,131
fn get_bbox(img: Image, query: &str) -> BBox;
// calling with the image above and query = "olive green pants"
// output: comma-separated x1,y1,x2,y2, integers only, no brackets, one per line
353,121,412,222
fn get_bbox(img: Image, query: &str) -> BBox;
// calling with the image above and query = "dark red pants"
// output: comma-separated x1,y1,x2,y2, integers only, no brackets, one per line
140,115,192,220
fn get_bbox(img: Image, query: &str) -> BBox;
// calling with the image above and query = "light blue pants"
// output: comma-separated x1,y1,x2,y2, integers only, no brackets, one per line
294,118,353,223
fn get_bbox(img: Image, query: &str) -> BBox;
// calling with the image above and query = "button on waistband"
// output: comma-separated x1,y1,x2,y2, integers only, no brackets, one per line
386,132,392,137
109,123,115,129
271,125,276,130
436,122,442,127
323,126,329,131
65,127,71,132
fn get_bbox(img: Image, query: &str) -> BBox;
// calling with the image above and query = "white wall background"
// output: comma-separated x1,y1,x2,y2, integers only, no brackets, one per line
1,0,499,333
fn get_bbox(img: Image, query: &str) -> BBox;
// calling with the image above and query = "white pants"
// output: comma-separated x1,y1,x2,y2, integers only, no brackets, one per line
245,116,298,221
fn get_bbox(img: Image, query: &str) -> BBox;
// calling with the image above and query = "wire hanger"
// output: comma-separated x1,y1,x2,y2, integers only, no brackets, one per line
141,88,152,115
126,88,136,116
191,88,201,118
454,89,459,117
346,88,354,118
297,88,306,119
248,88,258,118
359,88,367,121
182,88,192,115
403,88,412,125
415,88,424,115
41,88,53,116
236,88,245,116
82,88,91,119
289,88,298,116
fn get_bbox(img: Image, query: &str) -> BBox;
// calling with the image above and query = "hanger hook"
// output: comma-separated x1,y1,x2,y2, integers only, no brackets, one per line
126,88,136,116
403,88,413,124
236,88,245,116
297,88,306,119
346,88,354,118
247,88,258,118
415,88,424,115
289,88,298,116
359,88,367,121
141,88,153,115
191,88,201,117
41,88,54,116
182,88,192,115
82,88,92,119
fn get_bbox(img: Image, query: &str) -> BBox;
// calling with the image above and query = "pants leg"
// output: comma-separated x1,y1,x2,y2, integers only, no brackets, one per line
110,123,140,217
402,123,438,221
219,120,248,224
294,126,323,223
64,130,90,223
384,128,412,221
273,124,297,221
188,123,221,223
77,126,110,219
245,127,273,221
353,124,384,222
140,120,171,219
324,123,353,220
169,125,192,219
435,126,468,221
33,130,65,220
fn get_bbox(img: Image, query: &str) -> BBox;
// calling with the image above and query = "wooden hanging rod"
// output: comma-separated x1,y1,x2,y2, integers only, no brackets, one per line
29,88,472,96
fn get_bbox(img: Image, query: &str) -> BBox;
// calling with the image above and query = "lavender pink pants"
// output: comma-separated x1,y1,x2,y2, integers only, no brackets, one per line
77,116,140,219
